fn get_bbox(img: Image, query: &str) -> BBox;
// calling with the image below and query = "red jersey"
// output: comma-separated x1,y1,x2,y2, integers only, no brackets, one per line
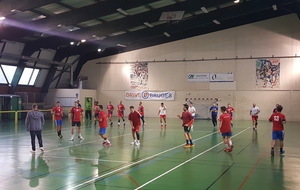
94,105,100,114
107,104,114,114
181,111,194,127
219,113,232,133
70,107,83,122
52,106,63,120
128,111,141,127
98,110,107,128
138,105,144,116
117,104,125,113
269,112,286,131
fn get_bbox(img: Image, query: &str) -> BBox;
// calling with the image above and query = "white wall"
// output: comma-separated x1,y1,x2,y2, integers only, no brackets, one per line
80,14,300,121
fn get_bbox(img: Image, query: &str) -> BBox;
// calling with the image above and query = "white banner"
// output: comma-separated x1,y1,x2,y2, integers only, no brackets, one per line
125,91,175,101
187,73,209,82
209,72,234,82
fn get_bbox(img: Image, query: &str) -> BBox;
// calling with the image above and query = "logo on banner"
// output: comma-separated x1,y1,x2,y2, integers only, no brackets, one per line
141,91,150,99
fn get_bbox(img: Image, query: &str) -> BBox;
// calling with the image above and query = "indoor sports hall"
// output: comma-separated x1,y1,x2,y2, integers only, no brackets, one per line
1,0,300,190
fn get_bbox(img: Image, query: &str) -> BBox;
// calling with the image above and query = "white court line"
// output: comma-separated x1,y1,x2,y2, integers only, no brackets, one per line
134,127,251,190
40,155,130,164
67,130,219,190
44,129,154,153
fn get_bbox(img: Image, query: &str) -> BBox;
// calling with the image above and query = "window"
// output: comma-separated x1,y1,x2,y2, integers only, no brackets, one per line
0,67,7,84
18,68,40,85
1,65,17,84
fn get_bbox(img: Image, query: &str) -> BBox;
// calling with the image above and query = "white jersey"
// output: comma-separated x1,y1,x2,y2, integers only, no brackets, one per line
159,106,167,115
188,106,196,117
250,106,260,116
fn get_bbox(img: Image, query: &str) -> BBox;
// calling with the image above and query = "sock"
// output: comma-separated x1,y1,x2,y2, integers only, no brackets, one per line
280,148,283,152
57,131,60,136
189,140,193,145
271,147,274,151
186,140,189,144
118,119,120,123
228,140,232,146
136,132,140,140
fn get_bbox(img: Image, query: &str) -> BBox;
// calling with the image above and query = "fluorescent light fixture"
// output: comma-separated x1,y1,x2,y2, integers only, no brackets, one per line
200,7,209,13
0,16,6,20
81,39,86,43
213,19,221,25
233,0,240,3
117,44,127,47
144,22,154,28
97,48,102,52
117,8,128,16
164,32,171,37
70,41,75,45
272,4,277,11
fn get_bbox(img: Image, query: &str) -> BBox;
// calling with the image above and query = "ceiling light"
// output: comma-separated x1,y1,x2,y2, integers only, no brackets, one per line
117,8,128,16
0,16,6,20
70,42,75,45
213,20,221,25
200,7,209,13
97,48,102,52
272,4,277,11
144,22,154,28
164,32,171,37
233,0,240,3
81,39,86,43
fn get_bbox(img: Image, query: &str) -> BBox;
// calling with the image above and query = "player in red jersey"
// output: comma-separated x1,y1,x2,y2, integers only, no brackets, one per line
138,102,146,126
269,105,286,156
51,101,63,138
107,101,114,126
93,101,100,125
177,104,194,148
226,103,235,127
117,101,125,126
98,105,111,146
69,101,84,141
128,106,141,146
219,106,233,152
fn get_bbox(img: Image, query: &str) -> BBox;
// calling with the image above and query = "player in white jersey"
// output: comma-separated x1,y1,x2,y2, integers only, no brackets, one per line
250,103,260,129
188,102,196,130
158,102,167,128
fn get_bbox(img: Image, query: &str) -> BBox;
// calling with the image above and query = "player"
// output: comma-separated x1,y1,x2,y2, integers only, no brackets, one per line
209,103,218,127
226,103,235,127
177,104,194,148
98,105,111,146
93,101,100,125
250,103,260,129
188,102,196,130
158,102,167,128
51,101,63,138
85,99,92,120
69,101,84,141
138,102,146,126
219,106,233,152
269,105,286,156
128,106,141,146
117,101,125,126
107,101,114,126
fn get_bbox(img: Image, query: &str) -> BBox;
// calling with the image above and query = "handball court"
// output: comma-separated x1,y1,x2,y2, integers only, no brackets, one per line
0,117,299,190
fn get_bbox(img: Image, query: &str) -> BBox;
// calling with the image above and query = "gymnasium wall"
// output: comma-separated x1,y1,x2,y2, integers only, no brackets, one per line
80,14,300,121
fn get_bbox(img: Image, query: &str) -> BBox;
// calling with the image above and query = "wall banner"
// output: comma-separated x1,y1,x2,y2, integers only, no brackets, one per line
187,73,209,82
125,91,175,101
209,72,234,82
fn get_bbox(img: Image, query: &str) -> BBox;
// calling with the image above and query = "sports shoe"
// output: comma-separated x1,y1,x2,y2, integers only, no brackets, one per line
40,147,44,152
280,150,285,155
59,135,63,138
134,141,140,146
105,142,111,146
189,144,194,147
78,136,84,140
271,149,274,156
118,123,120,126
102,141,107,145
69,137,74,141
30,150,36,153
130,141,136,145
184,144,190,148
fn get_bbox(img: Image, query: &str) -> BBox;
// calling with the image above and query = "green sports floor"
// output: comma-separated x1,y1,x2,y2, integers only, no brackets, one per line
0,117,299,190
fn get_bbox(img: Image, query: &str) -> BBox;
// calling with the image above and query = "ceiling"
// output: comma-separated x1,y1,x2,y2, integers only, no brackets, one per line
0,0,299,60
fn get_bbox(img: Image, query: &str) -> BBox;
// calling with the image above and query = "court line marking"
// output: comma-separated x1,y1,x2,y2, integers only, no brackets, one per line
134,127,250,190
66,130,219,190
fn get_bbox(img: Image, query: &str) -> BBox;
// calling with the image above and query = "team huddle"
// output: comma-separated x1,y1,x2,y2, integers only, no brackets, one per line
25,100,286,156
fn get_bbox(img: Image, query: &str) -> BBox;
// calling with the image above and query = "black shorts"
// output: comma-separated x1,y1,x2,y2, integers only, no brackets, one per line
72,121,81,127
183,126,191,133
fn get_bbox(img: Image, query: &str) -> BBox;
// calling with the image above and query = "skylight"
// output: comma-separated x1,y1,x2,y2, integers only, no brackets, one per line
61,0,97,8
35,3,71,15
1,65,17,84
